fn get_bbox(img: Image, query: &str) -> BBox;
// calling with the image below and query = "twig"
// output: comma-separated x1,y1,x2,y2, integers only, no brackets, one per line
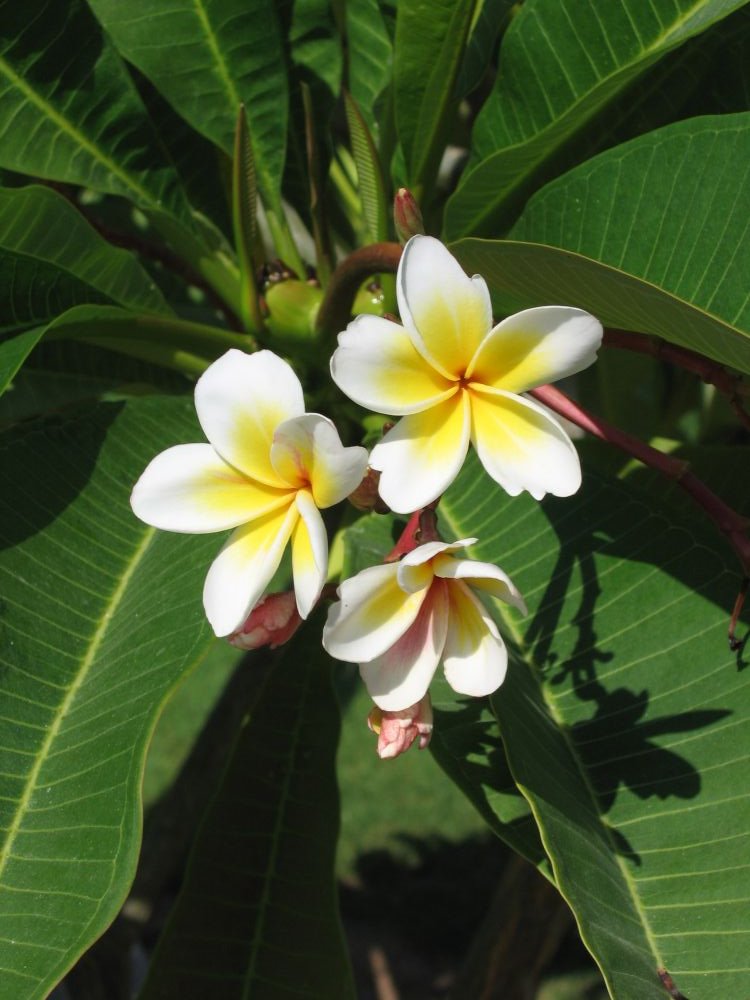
316,241,402,339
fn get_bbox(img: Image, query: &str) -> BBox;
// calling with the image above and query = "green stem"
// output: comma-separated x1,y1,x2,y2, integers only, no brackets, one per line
76,337,211,377
265,205,306,280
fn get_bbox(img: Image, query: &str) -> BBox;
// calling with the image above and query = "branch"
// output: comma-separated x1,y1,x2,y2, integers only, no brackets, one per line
315,241,402,339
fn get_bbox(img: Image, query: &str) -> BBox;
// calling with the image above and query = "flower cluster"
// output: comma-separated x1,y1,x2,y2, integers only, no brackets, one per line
131,236,602,757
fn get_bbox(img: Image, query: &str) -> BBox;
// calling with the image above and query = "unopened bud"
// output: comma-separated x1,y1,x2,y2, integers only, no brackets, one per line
394,188,425,244
228,591,302,650
367,695,433,759
348,467,389,514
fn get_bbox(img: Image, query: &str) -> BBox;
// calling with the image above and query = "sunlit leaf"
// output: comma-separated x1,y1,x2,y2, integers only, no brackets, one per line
439,446,750,998
0,396,218,998
445,0,747,236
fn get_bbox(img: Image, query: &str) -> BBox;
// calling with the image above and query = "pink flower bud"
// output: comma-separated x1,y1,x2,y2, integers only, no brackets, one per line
367,695,433,759
228,591,302,650
393,188,425,244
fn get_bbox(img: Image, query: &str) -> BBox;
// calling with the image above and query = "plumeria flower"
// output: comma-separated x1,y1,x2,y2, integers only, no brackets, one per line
330,235,603,513
131,349,368,636
322,538,526,711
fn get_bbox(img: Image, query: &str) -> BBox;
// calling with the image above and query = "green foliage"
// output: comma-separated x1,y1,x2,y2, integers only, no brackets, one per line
1,0,748,995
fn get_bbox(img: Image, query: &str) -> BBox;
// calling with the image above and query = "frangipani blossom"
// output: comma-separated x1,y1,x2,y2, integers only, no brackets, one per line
330,235,603,513
131,349,368,636
323,539,526,711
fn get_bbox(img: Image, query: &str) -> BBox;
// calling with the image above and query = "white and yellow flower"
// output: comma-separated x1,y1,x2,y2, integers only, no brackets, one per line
330,235,603,513
322,539,526,711
131,349,368,636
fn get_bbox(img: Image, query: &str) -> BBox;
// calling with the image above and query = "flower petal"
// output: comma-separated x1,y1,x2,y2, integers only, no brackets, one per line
397,537,477,594
434,555,527,614
443,581,508,697
331,313,456,415
370,391,471,513
202,500,298,636
322,563,427,663
398,235,492,379
469,387,581,500
291,490,328,618
130,443,291,533
194,349,305,487
271,413,369,508
360,582,449,711
467,306,603,393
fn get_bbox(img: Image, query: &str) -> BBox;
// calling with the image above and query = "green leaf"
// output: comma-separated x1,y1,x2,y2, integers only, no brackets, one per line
0,395,219,998
0,184,169,330
346,0,393,141
439,446,750,998
87,0,289,216
231,107,263,333
451,239,750,382
140,619,355,999
0,0,190,225
455,0,515,99
0,328,44,396
344,92,389,243
394,0,477,196
445,0,748,237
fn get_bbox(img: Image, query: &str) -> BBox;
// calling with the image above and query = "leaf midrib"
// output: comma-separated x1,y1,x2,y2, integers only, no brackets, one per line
191,0,241,116
0,55,156,209
0,526,156,883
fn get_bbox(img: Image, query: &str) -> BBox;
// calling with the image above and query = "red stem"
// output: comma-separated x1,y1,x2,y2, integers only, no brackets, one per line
531,383,750,577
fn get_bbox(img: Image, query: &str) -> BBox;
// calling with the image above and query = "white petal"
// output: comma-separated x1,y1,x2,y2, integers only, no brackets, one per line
370,391,471,514
322,563,427,663
194,349,304,487
398,235,492,379
360,582,449,711
443,582,508,697
434,555,527,614
130,444,291,533
397,537,477,594
202,501,298,636
331,313,456,415
291,490,328,618
468,306,603,393
271,413,369,508
469,387,581,500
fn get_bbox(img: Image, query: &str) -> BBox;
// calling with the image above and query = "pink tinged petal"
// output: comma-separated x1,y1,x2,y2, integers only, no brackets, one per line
397,235,492,379
469,387,581,500
130,443,292,533
271,413,369,508
433,555,527,615
443,581,508,698
396,537,477,594
194,349,305,487
291,490,328,619
331,314,456,415
370,390,471,514
228,591,302,650
202,500,298,637
360,581,450,711
468,306,603,393
368,694,433,759
322,563,427,663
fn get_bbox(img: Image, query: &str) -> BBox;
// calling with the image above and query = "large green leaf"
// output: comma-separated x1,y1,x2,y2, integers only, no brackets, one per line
0,0,189,223
445,0,748,236
439,446,750,999
451,240,750,380
140,618,355,999
394,0,476,196
0,395,220,999
87,0,289,215
0,184,169,334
